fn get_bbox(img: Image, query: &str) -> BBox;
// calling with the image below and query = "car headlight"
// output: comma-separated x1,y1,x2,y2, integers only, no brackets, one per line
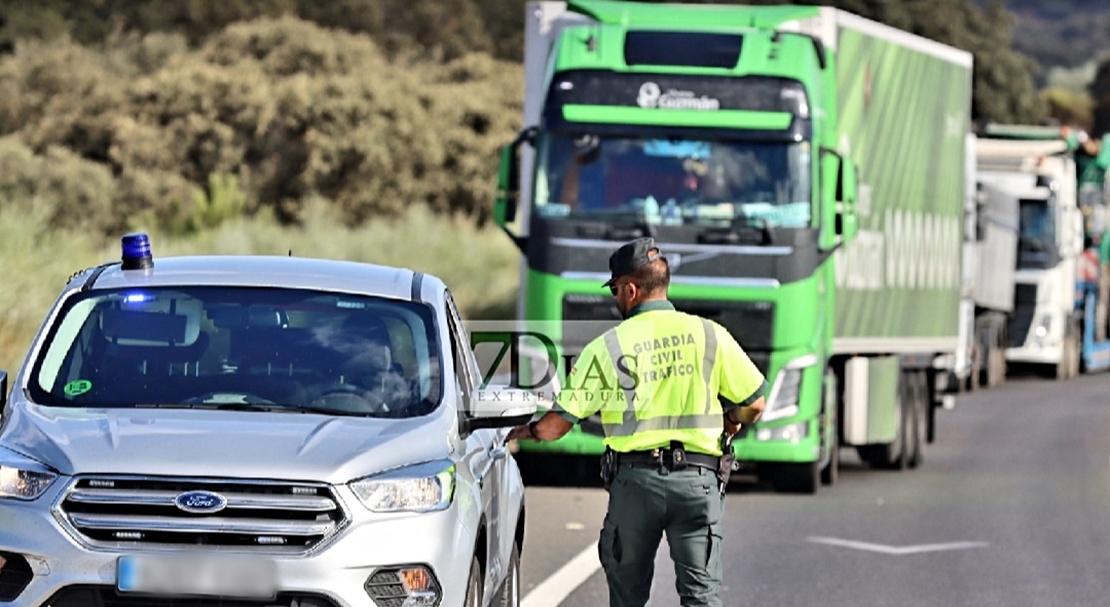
350,460,455,513
0,466,57,500
760,354,818,423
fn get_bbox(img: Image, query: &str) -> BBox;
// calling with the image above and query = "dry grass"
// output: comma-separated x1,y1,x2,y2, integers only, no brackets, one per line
0,202,520,374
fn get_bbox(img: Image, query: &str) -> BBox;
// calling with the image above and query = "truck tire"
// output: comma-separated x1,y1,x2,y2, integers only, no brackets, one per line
966,339,981,392
908,371,927,469
1056,328,1080,381
986,329,1007,387
770,462,819,494
820,369,839,486
820,429,839,486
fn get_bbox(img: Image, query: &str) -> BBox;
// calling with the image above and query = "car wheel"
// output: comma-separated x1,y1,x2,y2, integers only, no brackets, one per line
497,542,521,607
465,555,483,607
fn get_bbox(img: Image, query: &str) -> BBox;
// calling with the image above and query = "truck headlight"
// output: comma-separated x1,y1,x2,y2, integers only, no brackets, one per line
0,466,57,500
760,354,818,423
350,460,455,513
1029,314,1054,348
755,421,809,442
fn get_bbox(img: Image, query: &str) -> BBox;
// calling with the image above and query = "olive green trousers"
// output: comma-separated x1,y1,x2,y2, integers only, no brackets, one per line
598,463,724,607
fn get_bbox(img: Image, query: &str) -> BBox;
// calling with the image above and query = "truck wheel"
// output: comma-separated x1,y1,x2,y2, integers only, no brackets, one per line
857,378,908,470
967,337,982,392
770,462,819,494
820,369,838,486
908,372,927,469
1056,331,1080,380
987,334,1007,387
820,429,839,486
1071,324,1083,377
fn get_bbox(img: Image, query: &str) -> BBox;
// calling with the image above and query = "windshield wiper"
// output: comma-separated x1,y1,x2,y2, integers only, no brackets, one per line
698,219,773,246
208,402,372,416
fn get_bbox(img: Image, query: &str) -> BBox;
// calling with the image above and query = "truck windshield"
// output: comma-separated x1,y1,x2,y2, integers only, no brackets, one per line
1018,199,1058,269
534,133,811,228
30,287,443,418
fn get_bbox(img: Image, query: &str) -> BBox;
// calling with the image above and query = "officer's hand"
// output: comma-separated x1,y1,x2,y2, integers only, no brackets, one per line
724,416,741,436
505,424,535,443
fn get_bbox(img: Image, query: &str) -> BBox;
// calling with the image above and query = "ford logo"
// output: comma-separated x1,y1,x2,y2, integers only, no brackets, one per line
174,490,228,514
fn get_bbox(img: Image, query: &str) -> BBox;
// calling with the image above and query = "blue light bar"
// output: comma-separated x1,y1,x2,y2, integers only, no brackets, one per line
121,233,153,271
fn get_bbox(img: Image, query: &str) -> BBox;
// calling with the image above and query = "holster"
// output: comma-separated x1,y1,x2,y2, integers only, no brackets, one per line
717,432,736,495
600,447,617,489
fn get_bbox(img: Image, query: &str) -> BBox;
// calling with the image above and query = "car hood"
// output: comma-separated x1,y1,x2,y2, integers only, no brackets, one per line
0,403,456,484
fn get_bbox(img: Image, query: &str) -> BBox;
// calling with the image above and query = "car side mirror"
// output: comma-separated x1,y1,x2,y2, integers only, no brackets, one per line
466,385,538,430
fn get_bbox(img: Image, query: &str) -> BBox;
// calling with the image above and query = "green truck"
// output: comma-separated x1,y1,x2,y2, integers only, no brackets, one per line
494,0,972,492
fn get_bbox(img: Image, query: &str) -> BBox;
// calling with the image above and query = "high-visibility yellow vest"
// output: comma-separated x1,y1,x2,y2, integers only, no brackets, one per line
555,303,766,455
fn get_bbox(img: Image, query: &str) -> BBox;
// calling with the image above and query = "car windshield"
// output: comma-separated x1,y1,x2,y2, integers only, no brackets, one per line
534,133,812,228
31,287,443,418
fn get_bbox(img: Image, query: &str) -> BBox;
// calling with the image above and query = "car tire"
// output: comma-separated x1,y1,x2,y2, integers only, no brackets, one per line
497,542,521,607
465,556,483,607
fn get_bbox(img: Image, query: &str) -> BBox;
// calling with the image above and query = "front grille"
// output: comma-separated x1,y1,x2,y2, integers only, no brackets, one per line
56,477,347,554
46,586,339,607
670,299,775,351
1009,284,1038,347
1009,311,1034,347
1014,283,1038,306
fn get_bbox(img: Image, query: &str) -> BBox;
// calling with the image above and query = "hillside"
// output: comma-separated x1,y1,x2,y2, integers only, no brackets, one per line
1005,0,1110,83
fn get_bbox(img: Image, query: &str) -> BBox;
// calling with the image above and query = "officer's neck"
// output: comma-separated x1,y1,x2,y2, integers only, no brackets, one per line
626,296,674,319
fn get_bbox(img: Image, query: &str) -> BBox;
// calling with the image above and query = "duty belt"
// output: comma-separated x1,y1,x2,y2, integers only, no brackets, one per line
617,447,719,470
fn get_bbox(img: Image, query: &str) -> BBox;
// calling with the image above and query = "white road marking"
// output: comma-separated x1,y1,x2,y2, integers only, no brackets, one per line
521,543,601,607
807,536,990,555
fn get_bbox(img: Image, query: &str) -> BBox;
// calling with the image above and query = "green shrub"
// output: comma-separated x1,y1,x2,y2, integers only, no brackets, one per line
0,17,524,234
0,136,117,233
0,201,519,374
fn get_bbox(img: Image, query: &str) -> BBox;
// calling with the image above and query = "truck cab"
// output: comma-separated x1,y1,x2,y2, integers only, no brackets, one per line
976,134,1085,379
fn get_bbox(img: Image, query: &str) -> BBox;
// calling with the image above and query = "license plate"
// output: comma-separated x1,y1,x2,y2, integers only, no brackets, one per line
117,555,277,598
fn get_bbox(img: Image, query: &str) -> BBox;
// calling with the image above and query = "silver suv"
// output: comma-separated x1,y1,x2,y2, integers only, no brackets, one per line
0,235,534,607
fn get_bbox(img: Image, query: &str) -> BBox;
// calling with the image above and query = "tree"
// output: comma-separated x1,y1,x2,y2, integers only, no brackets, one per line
1091,58,1110,136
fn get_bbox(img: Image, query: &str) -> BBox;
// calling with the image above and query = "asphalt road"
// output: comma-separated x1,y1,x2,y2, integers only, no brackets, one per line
515,371,1110,607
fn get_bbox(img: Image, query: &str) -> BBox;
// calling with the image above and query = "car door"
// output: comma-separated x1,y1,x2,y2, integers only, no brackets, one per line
445,293,507,592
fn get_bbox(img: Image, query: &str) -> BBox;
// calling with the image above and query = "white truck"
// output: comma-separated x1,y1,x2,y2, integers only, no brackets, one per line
958,169,1019,390
976,131,1085,379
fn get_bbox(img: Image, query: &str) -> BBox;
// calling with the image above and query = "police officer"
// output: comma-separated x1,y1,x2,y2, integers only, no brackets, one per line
506,237,767,607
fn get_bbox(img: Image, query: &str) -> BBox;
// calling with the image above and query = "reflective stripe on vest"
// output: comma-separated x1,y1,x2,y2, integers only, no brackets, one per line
600,317,720,437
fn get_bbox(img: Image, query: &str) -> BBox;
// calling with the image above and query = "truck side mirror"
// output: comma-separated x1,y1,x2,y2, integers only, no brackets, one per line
494,127,537,228
820,150,858,250
836,158,859,241
495,144,520,226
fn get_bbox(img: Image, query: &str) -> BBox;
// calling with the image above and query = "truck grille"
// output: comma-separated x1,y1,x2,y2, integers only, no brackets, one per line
1009,284,1038,347
56,477,347,554
561,296,773,375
